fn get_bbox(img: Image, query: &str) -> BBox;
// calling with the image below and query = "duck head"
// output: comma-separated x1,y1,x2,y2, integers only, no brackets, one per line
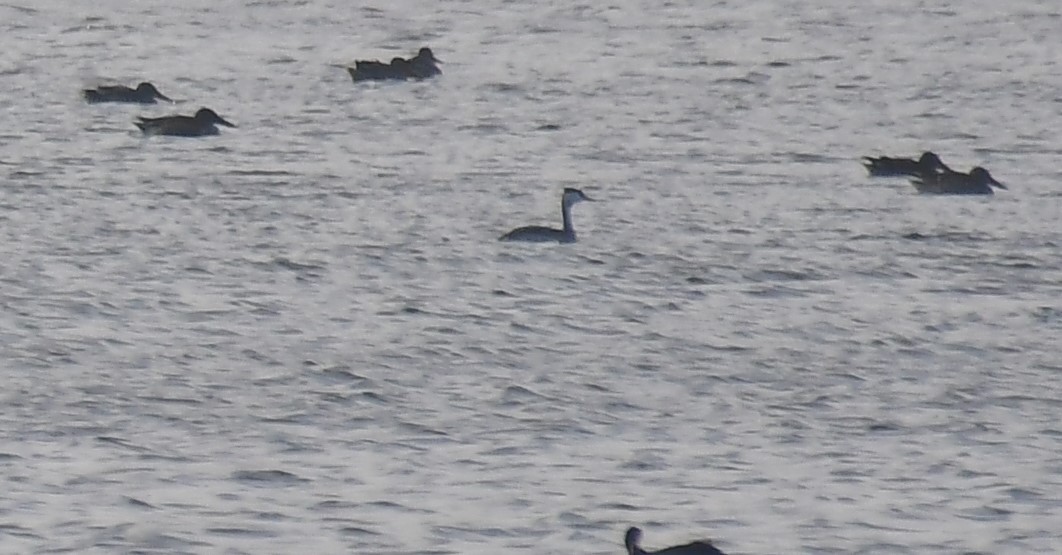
194,108,236,128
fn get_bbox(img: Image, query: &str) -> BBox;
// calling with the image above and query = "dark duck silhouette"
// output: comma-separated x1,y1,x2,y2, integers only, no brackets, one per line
910,166,1007,195
862,151,952,177
625,527,728,555
134,108,236,137
84,82,172,104
348,47,442,81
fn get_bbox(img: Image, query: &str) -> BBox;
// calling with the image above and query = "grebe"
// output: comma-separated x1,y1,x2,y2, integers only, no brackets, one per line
134,108,236,137
624,527,728,555
84,82,172,104
499,187,594,243
911,166,1006,195
862,151,951,177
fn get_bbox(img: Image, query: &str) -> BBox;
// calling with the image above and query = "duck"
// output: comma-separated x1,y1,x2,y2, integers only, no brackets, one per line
407,47,443,79
499,188,594,243
83,82,172,104
134,108,236,137
624,527,728,555
862,151,951,177
910,166,1007,195
347,46,442,81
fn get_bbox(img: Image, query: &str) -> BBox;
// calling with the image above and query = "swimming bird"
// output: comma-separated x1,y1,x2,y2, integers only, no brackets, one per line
499,187,594,243
348,46,442,81
862,151,951,177
910,166,1007,195
407,47,443,79
625,527,728,555
134,107,236,137
84,82,172,104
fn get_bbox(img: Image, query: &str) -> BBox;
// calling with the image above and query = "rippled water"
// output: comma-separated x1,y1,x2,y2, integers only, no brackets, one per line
2,1,1061,553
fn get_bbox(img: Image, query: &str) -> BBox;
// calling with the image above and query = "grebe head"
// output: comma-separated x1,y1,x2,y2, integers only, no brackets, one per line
562,187,593,206
625,527,643,555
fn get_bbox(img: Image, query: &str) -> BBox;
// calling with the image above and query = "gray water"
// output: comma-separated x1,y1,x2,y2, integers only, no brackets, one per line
2,1,1061,553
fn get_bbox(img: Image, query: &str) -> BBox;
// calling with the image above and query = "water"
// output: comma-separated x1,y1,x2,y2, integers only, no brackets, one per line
1,0,1061,553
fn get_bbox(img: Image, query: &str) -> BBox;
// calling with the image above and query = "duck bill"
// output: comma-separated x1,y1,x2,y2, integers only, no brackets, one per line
983,172,1006,189
155,92,173,103
217,117,237,128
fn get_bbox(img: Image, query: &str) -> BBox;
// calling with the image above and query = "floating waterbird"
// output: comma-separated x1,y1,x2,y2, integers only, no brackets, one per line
134,108,236,137
348,47,442,81
910,166,1007,195
499,188,594,243
624,527,728,555
862,151,951,177
83,82,172,104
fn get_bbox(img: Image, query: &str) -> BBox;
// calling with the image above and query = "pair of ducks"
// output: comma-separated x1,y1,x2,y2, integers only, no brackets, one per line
347,46,442,82
862,151,1006,195
83,81,236,137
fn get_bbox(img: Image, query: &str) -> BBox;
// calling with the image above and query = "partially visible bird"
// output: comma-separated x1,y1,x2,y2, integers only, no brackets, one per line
84,81,172,104
862,151,951,177
910,166,1007,195
624,527,728,555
